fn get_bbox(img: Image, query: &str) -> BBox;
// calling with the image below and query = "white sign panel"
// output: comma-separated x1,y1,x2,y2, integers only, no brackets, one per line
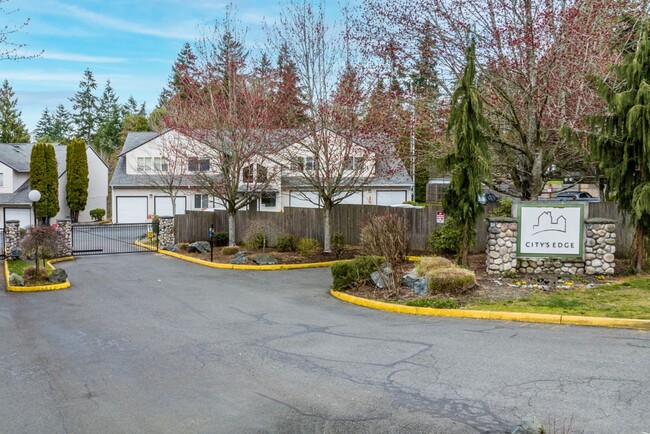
517,204,584,258
436,211,445,224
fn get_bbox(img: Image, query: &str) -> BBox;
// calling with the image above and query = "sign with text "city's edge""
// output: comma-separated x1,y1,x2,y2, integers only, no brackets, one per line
516,203,584,258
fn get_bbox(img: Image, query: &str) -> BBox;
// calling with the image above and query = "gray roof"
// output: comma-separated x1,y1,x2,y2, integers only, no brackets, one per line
0,142,68,175
0,180,31,206
119,131,161,155
110,156,202,188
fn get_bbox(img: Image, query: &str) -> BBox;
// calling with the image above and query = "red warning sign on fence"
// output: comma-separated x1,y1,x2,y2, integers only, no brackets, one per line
436,211,445,224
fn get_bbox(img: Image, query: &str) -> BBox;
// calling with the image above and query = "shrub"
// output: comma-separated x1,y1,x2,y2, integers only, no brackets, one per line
178,242,189,251
427,267,477,294
276,233,297,252
489,197,513,217
213,232,229,247
331,232,346,259
405,298,459,309
23,266,48,282
429,217,463,255
90,208,105,221
297,237,321,256
221,246,239,255
244,223,267,249
415,256,453,276
360,214,409,293
331,256,383,290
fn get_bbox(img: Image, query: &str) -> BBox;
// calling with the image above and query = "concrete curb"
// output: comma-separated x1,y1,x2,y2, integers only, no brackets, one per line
330,290,650,330
135,241,338,270
4,257,74,292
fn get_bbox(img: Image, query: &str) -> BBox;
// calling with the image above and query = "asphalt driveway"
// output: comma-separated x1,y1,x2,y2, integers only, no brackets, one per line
0,253,648,433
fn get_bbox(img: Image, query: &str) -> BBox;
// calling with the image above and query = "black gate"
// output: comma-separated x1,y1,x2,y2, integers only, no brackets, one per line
72,223,158,255
0,227,5,259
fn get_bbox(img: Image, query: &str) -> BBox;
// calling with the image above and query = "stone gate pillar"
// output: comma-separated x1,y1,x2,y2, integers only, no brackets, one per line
4,220,21,255
158,216,175,248
57,220,73,257
486,217,518,275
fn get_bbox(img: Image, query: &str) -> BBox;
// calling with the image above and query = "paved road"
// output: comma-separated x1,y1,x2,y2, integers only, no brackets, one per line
0,254,648,433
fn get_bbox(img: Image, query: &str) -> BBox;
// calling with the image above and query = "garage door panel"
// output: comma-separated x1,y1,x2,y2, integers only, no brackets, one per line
290,191,320,208
376,190,407,206
4,208,32,228
154,196,186,216
116,197,148,224
335,191,363,205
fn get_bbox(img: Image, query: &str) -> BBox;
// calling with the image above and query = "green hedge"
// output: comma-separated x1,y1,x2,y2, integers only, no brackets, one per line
331,256,383,291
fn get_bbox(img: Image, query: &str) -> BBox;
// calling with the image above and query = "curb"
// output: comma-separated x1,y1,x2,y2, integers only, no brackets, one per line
330,290,650,330
4,257,74,292
135,241,338,270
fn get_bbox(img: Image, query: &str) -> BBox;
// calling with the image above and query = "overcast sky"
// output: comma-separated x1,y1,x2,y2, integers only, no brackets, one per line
3,0,344,136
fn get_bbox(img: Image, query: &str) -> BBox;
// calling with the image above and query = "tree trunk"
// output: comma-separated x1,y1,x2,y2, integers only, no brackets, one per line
323,203,332,253
461,220,470,267
34,246,39,276
228,212,236,246
635,223,644,272
171,196,176,217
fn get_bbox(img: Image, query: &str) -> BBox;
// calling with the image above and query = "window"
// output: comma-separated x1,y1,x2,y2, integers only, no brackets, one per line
243,165,254,182
137,157,153,172
290,159,304,171
194,194,209,209
189,157,210,172
153,157,168,171
0,172,3,187
344,156,365,171
261,193,276,208
343,157,354,171
257,165,268,182
305,157,315,171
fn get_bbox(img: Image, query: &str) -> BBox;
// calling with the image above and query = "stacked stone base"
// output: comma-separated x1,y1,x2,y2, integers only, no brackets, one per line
517,258,585,275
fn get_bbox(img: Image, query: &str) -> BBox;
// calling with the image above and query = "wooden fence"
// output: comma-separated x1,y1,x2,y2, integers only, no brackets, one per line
175,201,636,254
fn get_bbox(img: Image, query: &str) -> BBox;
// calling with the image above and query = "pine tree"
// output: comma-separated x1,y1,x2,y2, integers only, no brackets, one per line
70,69,98,144
276,42,306,127
254,52,273,80
123,95,139,117
332,61,363,130
33,107,54,141
51,104,72,142
0,80,30,143
29,141,59,222
66,138,89,222
161,42,198,103
591,25,650,272
216,29,248,96
94,80,122,154
441,40,490,266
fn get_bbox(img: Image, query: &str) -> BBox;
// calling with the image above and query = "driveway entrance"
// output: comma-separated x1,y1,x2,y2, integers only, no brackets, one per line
71,223,157,255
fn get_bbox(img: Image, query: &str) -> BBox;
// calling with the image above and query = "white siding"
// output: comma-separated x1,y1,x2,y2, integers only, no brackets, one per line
376,190,408,206
289,191,320,208
154,196,187,216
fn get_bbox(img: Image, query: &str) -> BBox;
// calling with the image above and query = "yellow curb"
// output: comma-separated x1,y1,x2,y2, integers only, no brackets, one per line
4,257,73,292
330,290,650,330
135,241,338,270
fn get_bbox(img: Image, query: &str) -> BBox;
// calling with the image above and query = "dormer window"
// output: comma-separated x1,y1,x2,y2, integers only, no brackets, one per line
243,164,269,183
153,157,168,172
137,157,153,172
188,157,210,172
343,156,365,171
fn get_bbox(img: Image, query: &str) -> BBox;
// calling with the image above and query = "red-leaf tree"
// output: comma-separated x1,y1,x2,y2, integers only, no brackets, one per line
357,0,639,199
166,20,283,245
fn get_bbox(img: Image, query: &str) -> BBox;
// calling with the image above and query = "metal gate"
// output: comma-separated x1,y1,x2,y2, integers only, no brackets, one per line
0,227,5,259
72,223,158,255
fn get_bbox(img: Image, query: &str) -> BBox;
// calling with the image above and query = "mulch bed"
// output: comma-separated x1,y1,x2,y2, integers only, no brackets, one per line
172,246,362,265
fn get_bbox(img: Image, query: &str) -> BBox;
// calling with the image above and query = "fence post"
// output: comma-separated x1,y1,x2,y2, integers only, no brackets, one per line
158,216,175,249
57,220,73,257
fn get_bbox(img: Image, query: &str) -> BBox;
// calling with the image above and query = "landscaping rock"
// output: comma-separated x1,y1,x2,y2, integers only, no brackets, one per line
188,241,211,254
402,271,428,295
253,253,278,265
9,273,24,286
165,244,179,252
371,267,393,289
230,251,249,264
8,246,21,258
48,268,68,283
511,415,544,434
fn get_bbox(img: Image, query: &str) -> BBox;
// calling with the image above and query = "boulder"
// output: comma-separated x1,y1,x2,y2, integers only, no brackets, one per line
253,253,278,265
9,273,24,286
48,268,68,283
370,267,393,289
511,415,544,434
403,271,428,295
165,244,179,252
230,251,249,264
8,246,22,258
188,241,211,254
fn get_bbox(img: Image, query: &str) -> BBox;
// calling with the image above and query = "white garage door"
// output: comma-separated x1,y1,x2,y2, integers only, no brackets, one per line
116,197,148,223
290,191,320,208
335,191,363,205
376,190,407,206
4,208,32,228
154,196,186,216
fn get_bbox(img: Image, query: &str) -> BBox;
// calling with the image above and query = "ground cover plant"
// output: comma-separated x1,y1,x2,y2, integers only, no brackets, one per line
6,259,55,286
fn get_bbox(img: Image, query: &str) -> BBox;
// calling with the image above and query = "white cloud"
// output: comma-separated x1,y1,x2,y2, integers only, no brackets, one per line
18,50,127,63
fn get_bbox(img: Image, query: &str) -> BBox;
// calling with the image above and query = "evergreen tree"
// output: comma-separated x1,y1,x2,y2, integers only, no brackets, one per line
70,68,98,144
0,80,30,143
119,113,152,144
276,42,306,127
33,107,54,141
65,138,89,222
29,141,59,222
216,29,248,96
161,42,198,103
591,25,650,272
254,52,273,80
411,25,439,100
123,95,139,116
51,104,72,142
94,79,122,154
441,40,490,266
332,61,363,130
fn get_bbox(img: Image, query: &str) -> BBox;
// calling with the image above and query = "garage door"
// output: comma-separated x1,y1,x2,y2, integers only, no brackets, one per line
289,191,320,208
335,191,363,205
376,190,407,206
154,196,186,216
116,197,148,223
4,207,32,228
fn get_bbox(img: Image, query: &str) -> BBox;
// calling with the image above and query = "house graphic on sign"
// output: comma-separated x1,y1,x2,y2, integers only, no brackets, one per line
532,211,567,235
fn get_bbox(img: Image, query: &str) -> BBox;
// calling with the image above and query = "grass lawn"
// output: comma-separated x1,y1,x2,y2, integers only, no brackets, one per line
6,259,55,286
465,278,650,319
